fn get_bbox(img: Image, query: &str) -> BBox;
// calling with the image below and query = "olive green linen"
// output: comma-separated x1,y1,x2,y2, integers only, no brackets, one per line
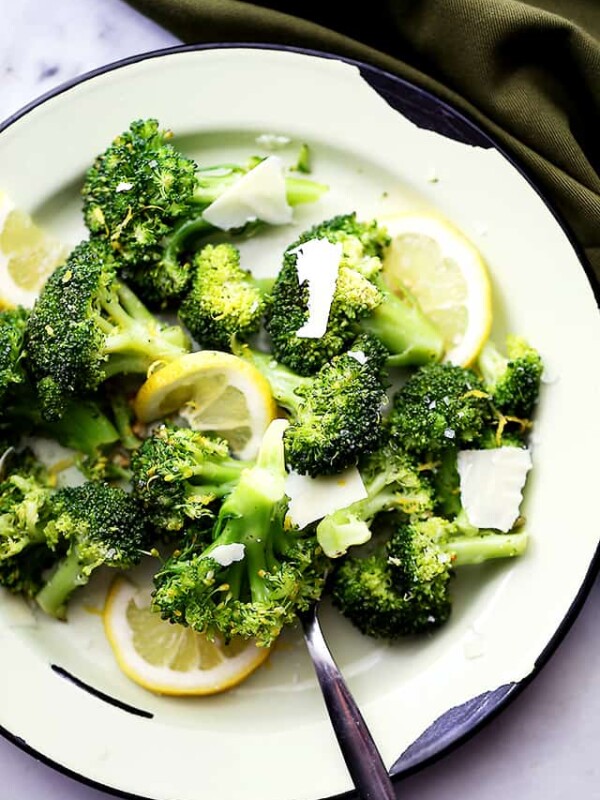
127,0,600,283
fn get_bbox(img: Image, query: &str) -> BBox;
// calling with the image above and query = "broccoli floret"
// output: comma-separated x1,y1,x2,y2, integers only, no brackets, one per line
477,336,543,418
389,363,492,455
331,546,451,639
265,214,444,375
82,118,199,305
0,306,122,455
131,424,250,535
246,335,389,476
332,514,528,639
0,306,29,403
316,441,434,557
25,239,190,419
35,482,147,619
0,450,54,563
152,419,328,647
179,244,271,349
82,119,327,306
389,514,528,589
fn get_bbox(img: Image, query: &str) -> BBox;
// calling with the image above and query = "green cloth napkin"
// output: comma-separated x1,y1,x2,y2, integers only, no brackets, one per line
128,0,600,285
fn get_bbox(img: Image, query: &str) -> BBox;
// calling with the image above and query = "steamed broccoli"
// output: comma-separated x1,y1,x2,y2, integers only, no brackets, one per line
131,424,251,536
25,239,190,419
331,545,451,639
265,214,444,375
0,306,122,455
82,119,327,305
389,363,492,455
316,441,434,557
245,335,389,476
35,482,147,619
152,419,328,647
0,450,54,562
0,305,29,403
82,118,200,304
332,514,528,639
179,244,272,349
477,336,543,418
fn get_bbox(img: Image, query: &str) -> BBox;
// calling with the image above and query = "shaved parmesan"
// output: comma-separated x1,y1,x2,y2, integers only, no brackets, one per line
202,155,292,230
347,350,367,364
206,543,246,567
457,447,532,532
291,238,342,339
285,467,367,529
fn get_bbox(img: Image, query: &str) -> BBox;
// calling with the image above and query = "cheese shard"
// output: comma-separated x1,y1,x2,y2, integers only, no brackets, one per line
285,467,368,529
291,238,343,339
457,447,532,533
207,543,246,567
202,155,292,230
347,350,367,364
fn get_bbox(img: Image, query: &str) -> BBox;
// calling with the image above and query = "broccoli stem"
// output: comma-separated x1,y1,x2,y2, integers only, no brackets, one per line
163,216,216,267
447,531,528,565
36,547,87,619
161,169,328,270
100,285,189,374
244,350,306,415
43,400,120,457
108,391,142,451
192,166,328,208
316,469,427,558
203,484,273,601
113,282,156,324
432,450,462,519
192,165,247,205
361,275,444,366
183,459,248,488
10,394,120,457
284,177,328,206
226,557,245,597
202,419,289,602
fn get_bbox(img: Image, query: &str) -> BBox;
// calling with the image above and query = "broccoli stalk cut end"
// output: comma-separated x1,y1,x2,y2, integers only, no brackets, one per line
362,274,444,366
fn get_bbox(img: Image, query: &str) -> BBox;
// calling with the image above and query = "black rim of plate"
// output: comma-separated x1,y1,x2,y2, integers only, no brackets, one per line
0,41,598,800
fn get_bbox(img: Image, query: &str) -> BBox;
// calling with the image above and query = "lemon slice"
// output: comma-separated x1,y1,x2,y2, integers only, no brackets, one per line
381,212,492,366
0,190,69,309
133,351,277,460
103,577,271,696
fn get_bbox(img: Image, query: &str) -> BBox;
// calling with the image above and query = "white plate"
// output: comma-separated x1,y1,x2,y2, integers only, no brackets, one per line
0,45,599,800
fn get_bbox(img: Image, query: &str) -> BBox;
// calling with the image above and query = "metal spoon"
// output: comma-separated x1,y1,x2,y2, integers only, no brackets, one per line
299,603,397,800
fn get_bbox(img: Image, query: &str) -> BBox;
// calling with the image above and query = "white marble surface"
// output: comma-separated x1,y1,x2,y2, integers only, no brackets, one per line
0,1,598,798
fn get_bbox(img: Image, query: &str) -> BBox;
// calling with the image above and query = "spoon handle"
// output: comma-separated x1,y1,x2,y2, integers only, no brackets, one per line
301,609,397,800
